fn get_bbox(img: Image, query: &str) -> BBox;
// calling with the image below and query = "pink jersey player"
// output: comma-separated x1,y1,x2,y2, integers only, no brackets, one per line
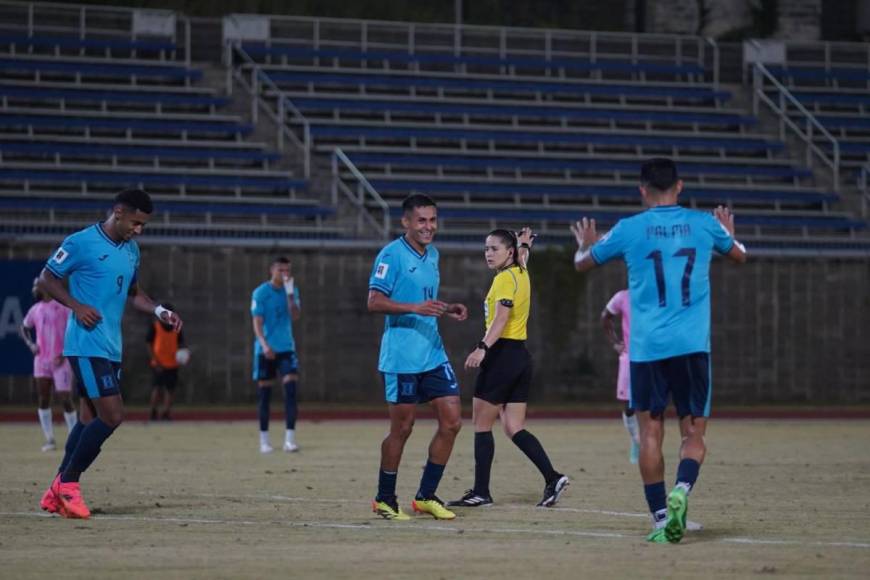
23,299,74,393
604,289,631,401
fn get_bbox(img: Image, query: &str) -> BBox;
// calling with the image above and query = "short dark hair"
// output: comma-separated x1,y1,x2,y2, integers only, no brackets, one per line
640,158,679,193
272,256,290,265
402,194,437,215
115,188,153,214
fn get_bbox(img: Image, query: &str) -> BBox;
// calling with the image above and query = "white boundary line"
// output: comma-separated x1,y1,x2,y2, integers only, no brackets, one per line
2,510,867,550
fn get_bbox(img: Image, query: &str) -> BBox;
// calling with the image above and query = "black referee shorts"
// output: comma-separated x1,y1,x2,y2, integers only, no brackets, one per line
474,339,532,405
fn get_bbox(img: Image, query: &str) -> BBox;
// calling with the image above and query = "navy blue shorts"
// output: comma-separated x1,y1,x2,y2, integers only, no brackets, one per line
253,351,298,381
630,353,711,418
382,362,459,404
68,356,122,399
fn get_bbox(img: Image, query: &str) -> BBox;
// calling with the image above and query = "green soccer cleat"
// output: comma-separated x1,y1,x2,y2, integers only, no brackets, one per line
664,487,688,543
646,527,669,543
411,496,456,520
372,498,411,521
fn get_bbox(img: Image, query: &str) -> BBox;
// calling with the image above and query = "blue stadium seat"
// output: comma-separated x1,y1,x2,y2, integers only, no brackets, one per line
0,85,228,107
0,196,332,217
291,96,755,127
0,168,306,191
311,124,782,152
0,113,252,136
368,178,834,204
788,91,870,107
264,70,731,102
242,44,706,77
349,152,811,180
0,33,176,53
767,64,870,83
0,141,280,163
0,57,202,80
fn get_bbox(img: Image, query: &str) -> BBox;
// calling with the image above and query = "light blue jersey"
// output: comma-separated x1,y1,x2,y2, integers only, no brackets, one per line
45,224,140,362
251,282,301,355
369,236,448,374
591,205,734,362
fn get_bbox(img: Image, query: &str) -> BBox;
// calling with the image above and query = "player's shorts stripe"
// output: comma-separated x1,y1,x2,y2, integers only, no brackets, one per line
76,358,100,399
384,374,398,403
703,357,713,417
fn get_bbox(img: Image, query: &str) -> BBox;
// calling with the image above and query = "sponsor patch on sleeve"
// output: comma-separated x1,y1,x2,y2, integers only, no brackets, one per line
374,262,389,279
51,248,69,264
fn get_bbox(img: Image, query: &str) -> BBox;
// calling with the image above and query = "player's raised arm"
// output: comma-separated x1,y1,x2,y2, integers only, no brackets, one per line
571,217,600,273
713,206,748,264
516,226,535,269
128,283,183,332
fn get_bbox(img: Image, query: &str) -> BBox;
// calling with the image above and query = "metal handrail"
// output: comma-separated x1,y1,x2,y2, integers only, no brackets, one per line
752,62,840,190
332,147,390,239
228,41,311,178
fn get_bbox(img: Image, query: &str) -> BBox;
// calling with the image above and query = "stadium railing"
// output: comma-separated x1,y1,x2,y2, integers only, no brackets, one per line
331,147,390,239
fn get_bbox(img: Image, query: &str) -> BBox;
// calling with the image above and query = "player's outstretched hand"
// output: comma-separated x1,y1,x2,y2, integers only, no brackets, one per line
74,303,102,328
415,300,449,317
445,303,468,321
714,205,736,236
570,217,598,250
159,308,184,333
516,227,535,248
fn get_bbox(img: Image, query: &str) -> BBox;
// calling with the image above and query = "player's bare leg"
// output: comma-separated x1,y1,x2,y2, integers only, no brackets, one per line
373,403,416,520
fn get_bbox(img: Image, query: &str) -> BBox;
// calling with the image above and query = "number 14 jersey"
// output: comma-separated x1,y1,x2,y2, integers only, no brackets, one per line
45,224,140,362
591,205,734,362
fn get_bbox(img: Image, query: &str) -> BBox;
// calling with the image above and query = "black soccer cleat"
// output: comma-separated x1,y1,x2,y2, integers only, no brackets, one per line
447,489,494,507
537,474,569,507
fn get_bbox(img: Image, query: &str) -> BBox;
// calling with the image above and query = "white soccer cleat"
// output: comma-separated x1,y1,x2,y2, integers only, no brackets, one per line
283,442,299,453
259,442,274,454
41,441,57,452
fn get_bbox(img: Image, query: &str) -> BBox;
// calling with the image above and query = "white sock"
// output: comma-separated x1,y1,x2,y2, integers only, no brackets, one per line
63,411,77,432
653,509,667,529
622,412,639,443
285,429,296,445
37,408,54,443
675,481,692,495
259,431,270,446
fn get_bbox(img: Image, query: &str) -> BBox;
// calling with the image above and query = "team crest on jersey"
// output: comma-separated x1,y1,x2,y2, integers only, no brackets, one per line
52,248,69,264
375,263,389,279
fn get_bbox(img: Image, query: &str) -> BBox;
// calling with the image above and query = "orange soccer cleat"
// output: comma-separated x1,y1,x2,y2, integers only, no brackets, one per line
39,474,62,514
57,481,91,519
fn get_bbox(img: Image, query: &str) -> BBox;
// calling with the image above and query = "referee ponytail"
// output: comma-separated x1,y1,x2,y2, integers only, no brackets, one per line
487,229,524,272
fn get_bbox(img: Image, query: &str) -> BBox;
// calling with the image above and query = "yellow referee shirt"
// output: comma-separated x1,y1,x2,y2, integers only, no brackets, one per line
484,265,530,340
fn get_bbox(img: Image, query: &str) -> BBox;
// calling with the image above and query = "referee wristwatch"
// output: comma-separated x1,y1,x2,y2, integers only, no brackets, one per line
476,341,489,352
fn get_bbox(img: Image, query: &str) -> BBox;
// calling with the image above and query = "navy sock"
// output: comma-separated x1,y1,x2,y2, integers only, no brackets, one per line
57,420,85,475
377,469,398,502
283,381,297,430
416,460,446,500
473,431,495,497
511,429,558,483
675,458,701,493
257,386,272,432
644,481,667,523
61,418,115,483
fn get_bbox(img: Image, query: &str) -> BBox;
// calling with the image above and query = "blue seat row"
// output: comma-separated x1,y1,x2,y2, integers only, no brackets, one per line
0,85,228,107
0,33,176,53
311,124,782,152
788,91,870,107
290,96,755,127
0,168,306,191
0,113,252,136
387,205,864,230
264,70,731,102
242,44,706,77
767,64,870,83
0,57,202,80
0,196,332,217
368,178,834,204
0,141,280,162
349,152,810,179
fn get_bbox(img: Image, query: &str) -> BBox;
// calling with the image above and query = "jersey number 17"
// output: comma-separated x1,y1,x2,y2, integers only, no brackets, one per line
646,248,696,307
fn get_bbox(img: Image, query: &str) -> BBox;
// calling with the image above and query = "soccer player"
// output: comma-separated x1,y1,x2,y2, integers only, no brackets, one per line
448,228,569,509
37,188,183,519
251,257,302,454
369,194,468,521
146,302,187,421
601,289,641,464
18,278,77,451
572,158,746,543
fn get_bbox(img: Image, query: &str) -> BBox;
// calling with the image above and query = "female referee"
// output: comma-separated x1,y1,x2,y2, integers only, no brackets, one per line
448,228,569,508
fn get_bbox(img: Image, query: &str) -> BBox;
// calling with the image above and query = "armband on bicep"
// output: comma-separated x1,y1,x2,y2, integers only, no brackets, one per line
498,299,514,308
